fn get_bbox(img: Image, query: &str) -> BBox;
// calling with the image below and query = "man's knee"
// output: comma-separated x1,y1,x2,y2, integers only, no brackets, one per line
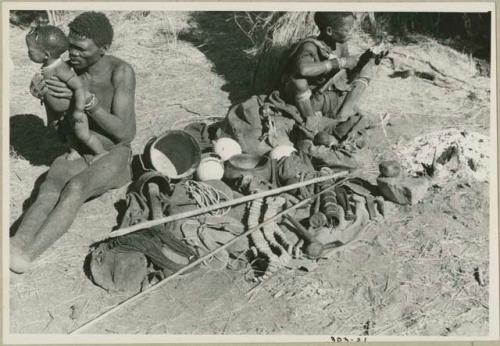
61,178,86,201
38,181,62,199
290,78,310,94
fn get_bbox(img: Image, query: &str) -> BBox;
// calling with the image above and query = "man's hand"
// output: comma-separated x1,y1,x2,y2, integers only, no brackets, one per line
45,77,73,99
358,57,378,80
327,55,359,71
341,55,360,70
304,112,322,134
29,73,47,100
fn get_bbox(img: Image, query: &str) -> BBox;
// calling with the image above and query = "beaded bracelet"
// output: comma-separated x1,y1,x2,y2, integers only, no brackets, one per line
352,77,370,88
84,93,99,113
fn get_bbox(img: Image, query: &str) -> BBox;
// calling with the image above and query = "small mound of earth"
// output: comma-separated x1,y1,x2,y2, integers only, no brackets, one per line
398,129,490,182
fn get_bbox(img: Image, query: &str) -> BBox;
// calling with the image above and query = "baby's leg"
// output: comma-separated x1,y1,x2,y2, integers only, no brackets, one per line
72,111,107,155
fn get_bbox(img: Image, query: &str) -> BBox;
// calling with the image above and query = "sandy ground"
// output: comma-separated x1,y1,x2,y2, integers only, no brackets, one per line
8,11,491,336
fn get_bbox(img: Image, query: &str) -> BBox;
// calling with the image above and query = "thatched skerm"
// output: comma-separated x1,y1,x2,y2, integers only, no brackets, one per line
235,12,319,95
237,11,491,94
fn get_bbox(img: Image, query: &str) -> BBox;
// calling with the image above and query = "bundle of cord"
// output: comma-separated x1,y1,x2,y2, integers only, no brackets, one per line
182,180,232,216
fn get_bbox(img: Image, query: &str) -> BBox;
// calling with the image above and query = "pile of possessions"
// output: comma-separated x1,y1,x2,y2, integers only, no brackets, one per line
87,118,431,294
398,129,490,183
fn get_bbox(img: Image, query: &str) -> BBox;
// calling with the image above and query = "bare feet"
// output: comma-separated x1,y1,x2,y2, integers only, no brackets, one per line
10,244,32,274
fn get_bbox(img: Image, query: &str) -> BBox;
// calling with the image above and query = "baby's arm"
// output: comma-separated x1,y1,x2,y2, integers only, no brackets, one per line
55,64,86,111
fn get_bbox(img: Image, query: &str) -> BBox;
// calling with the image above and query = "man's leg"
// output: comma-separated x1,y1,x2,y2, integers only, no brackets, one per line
10,155,87,273
18,146,132,269
332,58,378,139
336,58,378,120
284,77,315,122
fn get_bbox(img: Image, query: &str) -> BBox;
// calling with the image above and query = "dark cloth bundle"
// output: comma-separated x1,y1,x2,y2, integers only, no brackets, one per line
219,91,341,157
88,177,247,293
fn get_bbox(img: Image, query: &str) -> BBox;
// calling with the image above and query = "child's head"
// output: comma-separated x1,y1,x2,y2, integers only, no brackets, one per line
314,12,356,44
25,25,68,63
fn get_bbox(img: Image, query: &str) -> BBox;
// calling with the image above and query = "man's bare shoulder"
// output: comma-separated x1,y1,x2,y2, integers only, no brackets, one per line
298,41,319,54
294,41,320,62
105,55,136,87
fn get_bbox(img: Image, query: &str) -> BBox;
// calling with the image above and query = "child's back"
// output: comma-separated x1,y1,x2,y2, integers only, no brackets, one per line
40,57,73,113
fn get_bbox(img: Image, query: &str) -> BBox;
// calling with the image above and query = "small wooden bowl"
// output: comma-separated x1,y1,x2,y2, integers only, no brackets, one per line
224,154,272,181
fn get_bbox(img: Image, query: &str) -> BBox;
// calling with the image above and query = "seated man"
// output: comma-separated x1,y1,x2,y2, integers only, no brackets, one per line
10,11,137,273
280,11,378,138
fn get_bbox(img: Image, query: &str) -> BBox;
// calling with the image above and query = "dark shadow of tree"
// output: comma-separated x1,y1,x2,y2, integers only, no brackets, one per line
178,11,256,104
10,114,68,166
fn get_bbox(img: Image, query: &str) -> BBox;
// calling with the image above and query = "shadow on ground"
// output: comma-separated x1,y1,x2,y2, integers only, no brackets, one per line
9,171,48,237
10,114,68,166
179,11,256,104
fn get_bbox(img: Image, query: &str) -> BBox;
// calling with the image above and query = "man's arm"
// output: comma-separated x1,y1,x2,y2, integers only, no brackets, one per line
294,42,358,78
294,42,335,78
336,53,379,121
85,63,136,143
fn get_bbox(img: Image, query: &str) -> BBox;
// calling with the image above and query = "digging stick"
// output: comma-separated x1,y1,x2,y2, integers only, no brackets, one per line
96,171,349,241
70,176,350,334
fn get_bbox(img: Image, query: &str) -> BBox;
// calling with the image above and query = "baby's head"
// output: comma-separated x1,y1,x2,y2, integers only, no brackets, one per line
25,25,68,64
314,12,356,44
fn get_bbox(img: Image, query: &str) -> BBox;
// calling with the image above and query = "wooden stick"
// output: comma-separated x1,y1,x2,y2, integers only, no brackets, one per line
96,171,348,241
70,177,349,334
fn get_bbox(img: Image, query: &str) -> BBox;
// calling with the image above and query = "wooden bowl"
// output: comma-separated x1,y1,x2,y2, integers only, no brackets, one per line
224,154,272,181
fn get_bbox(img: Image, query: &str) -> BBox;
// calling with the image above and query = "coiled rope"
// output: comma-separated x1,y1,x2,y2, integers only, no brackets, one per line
182,180,231,216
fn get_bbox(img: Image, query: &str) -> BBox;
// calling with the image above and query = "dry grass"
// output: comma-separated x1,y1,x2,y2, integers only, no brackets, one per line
238,12,318,93
236,12,375,93
158,12,179,48
9,11,491,336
